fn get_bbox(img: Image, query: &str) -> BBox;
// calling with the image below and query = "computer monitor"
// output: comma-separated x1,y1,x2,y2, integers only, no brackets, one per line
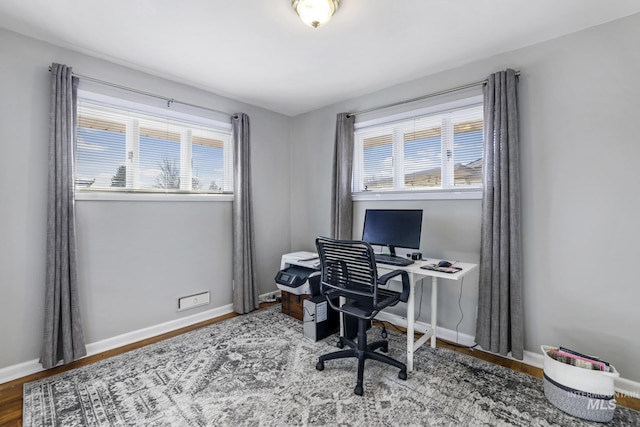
362,209,423,257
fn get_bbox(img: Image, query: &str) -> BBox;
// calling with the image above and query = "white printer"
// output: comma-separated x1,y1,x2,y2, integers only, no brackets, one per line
275,251,320,295
275,252,339,341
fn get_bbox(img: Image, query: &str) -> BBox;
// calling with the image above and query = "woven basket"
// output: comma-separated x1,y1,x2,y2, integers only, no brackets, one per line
541,345,619,423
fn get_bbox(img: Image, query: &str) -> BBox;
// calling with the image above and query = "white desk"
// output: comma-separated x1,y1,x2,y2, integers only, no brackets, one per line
376,258,477,372
278,252,477,373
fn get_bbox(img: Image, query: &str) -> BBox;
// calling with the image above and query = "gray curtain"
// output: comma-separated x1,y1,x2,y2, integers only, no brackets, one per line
231,113,259,314
475,69,524,360
330,113,355,239
41,63,87,369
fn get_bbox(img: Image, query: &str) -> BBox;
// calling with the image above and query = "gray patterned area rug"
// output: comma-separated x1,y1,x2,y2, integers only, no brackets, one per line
24,306,639,426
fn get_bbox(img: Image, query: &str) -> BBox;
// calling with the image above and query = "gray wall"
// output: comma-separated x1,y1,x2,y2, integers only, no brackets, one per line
2,12,640,384
353,200,482,335
0,28,291,369
289,13,640,381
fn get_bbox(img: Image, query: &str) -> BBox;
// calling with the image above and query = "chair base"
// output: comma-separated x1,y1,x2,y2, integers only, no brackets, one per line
315,318,407,396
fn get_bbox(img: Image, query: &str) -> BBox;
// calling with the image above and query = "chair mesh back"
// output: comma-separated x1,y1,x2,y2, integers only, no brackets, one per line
316,237,379,304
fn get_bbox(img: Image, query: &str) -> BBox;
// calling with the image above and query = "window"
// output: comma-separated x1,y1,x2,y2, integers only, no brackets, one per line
75,93,233,195
353,98,483,195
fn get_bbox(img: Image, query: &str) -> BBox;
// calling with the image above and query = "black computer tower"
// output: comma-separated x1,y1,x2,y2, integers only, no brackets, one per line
303,295,338,341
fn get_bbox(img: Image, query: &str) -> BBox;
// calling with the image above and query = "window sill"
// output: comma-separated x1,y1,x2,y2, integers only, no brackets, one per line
75,192,234,202
352,189,482,202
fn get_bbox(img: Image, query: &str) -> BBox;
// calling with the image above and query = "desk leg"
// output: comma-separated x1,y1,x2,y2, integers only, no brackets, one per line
431,276,438,348
406,274,416,372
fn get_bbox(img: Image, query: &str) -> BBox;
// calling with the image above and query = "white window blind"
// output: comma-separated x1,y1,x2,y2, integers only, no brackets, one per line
353,100,483,193
75,94,233,195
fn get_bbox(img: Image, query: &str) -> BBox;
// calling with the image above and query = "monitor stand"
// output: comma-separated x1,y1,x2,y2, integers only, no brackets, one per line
387,245,398,258
374,245,413,266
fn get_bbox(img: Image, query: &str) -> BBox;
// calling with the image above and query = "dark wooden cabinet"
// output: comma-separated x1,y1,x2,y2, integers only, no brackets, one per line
281,291,311,321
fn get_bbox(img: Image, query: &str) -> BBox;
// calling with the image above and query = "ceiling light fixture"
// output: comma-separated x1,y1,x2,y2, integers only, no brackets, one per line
292,0,339,29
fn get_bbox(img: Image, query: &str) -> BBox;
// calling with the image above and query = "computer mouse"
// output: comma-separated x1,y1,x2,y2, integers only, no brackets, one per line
437,260,452,268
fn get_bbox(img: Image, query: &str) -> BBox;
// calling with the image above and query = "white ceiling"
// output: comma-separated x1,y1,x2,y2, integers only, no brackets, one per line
1,1,639,116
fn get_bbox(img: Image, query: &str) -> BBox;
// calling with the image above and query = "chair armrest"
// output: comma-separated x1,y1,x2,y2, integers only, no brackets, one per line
377,270,410,303
320,288,343,312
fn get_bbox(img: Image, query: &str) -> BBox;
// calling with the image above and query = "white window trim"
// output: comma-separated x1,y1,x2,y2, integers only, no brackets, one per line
353,95,484,201
76,90,233,199
352,189,482,202
77,90,232,130
354,95,482,130
75,191,234,202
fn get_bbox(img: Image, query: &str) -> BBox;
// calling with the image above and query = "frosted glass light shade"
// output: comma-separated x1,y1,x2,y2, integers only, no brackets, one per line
292,0,339,28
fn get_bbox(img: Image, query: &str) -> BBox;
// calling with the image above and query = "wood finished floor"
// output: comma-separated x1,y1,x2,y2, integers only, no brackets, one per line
1,304,638,426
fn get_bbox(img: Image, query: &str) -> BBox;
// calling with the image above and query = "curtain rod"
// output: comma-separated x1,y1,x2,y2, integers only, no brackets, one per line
347,71,520,117
49,68,237,119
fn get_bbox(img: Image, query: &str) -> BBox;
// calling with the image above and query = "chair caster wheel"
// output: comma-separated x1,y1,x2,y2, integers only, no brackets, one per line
398,370,407,380
336,340,345,349
316,361,324,371
380,346,388,353
354,385,363,396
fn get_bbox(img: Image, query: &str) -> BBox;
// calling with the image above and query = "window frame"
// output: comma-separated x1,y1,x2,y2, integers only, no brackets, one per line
75,90,234,202
352,95,484,201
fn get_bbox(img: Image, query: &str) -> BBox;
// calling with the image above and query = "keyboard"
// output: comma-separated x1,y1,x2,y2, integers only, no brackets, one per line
374,254,414,266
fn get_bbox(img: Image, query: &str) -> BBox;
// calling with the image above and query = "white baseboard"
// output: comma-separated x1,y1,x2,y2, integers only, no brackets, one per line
0,358,45,387
84,304,234,356
375,311,476,346
4,303,639,401
375,311,640,398
0,304,233,385
614,377,640,399
258,289,281,303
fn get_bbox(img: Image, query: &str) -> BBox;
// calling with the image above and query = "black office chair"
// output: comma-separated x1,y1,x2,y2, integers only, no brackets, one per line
314,237,410,396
